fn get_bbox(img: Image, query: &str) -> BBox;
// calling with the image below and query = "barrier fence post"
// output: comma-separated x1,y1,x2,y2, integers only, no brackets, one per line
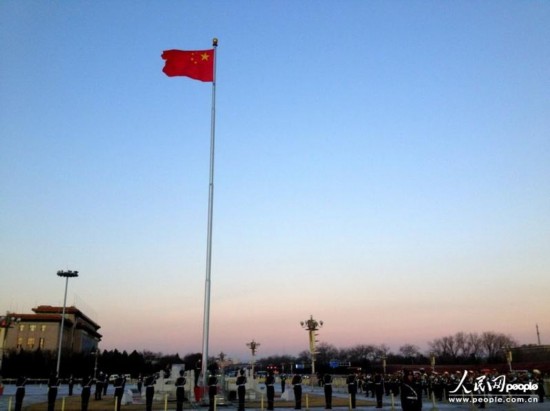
261,393,264,411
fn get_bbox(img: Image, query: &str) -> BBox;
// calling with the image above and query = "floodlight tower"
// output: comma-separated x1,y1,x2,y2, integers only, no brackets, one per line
300,315,323,375
56,269,79,375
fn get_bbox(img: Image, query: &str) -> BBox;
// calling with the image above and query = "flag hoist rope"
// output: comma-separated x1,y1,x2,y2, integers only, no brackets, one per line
200,37,218,394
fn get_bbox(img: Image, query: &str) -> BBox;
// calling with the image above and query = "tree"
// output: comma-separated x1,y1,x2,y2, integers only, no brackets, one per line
311,343,339,373
399,344,421,364
429,331,518,364
466,333,484,361
481,332,517,362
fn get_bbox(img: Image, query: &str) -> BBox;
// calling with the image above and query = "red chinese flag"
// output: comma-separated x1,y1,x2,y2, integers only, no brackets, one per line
161,49,214,82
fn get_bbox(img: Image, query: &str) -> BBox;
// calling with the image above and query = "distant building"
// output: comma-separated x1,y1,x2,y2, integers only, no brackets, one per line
512,344,550,362
0,305,101,354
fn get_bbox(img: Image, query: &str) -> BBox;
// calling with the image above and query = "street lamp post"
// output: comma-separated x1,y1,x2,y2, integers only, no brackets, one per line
300,315,323,376
91,348,99,379
218,351,227,377
56,269,79,375
506,349,513,372
246,340,260,377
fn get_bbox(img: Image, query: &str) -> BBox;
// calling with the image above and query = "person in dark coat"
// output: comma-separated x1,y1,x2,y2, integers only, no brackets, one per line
145,374,156,411
113,375,125,411
14,375,27,411
103,374,110,396
68,375,75,396
533,371,545,403
95,372,104,400
208,373,218,411
236,369,247,411
194,359,202,387
323,373,333,409
137,374,143,394
47,371,60,411
374,373,385,408
292,374,302,410
347,373,358,409
280,374,286,393
266,370,275,410
400,370,422,411
175,369,187,411
81,375,93,411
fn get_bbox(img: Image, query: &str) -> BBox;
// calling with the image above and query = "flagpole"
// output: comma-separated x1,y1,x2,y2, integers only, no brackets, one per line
200,37,218,395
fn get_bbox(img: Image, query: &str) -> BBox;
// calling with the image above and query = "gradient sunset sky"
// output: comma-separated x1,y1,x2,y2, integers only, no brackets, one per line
1,1,549,361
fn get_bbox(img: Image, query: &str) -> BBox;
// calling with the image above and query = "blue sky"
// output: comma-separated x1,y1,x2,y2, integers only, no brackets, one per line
1,1,549,361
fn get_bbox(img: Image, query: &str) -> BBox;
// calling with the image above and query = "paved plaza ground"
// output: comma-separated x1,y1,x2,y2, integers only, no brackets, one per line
0,384,545,411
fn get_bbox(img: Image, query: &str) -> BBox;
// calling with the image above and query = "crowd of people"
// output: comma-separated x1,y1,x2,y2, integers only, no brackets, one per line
7,367,547,411
314,368,546,410
10,371,130,411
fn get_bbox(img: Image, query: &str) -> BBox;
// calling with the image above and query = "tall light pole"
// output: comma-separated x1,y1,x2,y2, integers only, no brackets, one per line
246,340,260,377
56,269,78,375
300,315,323,375
93,349,99,379
218,351,227,375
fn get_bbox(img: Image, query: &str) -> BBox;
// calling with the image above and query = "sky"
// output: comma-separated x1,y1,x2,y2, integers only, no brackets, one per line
1,1,549,362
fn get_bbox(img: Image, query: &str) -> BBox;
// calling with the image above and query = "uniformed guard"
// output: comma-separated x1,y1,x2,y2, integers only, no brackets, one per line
323,373,333,409
145,374,156,411
280,374,287,393
194,359,202,387
81,375,93,411
374,373,384,408
68,374,75,396
208,373,218,411
400,370,422,411
347,373,357,409
95,372,104,400
365,374,374,398
137,374,143,394
47,371,60,411
14,375,27,411
103,374,110,396
266,370,275,410
357,374,364,394
385,373,393,396
236,369,247,411
533,370,545,403
291,373,302,410
113,374,125,411
176,369,187,411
